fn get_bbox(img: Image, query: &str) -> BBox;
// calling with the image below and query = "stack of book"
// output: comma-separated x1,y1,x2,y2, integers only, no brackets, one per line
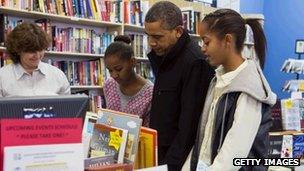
82,109,158,170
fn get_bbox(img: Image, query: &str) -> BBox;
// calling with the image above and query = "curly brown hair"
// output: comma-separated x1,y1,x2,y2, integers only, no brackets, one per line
6,22,50,64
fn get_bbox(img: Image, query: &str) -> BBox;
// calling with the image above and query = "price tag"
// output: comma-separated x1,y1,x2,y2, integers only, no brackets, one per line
109,129,122,151
284,99,294,109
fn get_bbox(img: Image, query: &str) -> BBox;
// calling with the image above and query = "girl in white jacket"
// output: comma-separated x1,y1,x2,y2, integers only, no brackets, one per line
183,9,276,171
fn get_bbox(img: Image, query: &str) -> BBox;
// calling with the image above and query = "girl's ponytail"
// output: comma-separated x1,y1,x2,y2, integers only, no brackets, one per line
246,19,267,69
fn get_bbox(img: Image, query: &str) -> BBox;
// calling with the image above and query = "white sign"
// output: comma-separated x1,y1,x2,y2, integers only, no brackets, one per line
4,143,84,171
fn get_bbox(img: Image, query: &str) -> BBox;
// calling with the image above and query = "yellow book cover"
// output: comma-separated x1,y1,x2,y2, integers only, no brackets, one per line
134,127,158,169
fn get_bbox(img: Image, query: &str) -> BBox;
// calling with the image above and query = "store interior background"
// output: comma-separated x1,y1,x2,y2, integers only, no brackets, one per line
219,0,304,99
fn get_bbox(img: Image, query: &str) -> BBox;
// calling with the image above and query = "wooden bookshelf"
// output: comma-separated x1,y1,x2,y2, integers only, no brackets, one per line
124,24,145,32
0,7,122,28
0,46,104,59
45,51,104,58
269,130,304,136
71,85,103,89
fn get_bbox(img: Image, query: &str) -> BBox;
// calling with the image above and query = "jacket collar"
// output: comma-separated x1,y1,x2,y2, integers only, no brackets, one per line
148,30,190,69
14,62,46,80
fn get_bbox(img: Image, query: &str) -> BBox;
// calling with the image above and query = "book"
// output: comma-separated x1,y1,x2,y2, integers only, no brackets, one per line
293,134,304,159
84,156,116,168
281,134,293,158
89,123,128,164
269,134,283,158
83,111,99,136
83,112,100,158
4,143,84,171
85,162,133,171
134,127,158,169
97,108,142,162
270,100,283,131
281,99,301,131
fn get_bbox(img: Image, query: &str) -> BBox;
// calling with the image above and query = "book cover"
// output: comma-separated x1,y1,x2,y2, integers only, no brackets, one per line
85,162,133,171
281,134,293,158
89,123,128,164
269,134,283,158
97,109,142,161
293,134,304,159
281,99,301,131
270,100,283,131
83,112,99,136
134,127,158,169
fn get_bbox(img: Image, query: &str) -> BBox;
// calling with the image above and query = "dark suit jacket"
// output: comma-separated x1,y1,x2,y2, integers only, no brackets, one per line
148,31,214,170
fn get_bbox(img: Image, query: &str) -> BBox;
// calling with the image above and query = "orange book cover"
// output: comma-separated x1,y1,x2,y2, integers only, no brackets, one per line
134,127,158,169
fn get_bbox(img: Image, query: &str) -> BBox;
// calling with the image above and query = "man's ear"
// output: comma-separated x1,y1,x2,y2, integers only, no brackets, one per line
175,25,184,38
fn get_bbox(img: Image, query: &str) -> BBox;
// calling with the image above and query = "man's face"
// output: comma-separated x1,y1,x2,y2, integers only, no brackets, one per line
144,21,182,56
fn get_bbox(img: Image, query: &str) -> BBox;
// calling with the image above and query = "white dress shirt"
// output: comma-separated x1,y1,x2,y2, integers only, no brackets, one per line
0,62,70,97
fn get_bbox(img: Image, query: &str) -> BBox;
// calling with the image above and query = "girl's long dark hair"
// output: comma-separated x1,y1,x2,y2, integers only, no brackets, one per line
202,9,266,68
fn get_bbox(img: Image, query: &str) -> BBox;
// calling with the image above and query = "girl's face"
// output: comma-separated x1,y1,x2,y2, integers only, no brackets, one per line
199,22,228,67
105,55,135,85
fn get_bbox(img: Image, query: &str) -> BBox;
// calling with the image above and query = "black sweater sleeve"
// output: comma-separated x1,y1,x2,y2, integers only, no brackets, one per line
164,59,214,170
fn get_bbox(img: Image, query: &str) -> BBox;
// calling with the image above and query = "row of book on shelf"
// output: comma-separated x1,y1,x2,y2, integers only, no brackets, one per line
0,14,116,54
0,108,158,170
181,7,200,35
0,52,153,84
0,15,153,78
270,98,304,132
269,98,304,163
0,5,206,56
1,12,151,57
1,0,205,31
1,0,149,26
269,132,304,162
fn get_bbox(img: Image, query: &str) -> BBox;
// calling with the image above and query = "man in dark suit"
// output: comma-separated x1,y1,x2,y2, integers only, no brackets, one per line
144,1,214,170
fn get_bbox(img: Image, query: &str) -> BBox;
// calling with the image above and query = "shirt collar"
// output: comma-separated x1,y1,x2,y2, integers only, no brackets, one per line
14,62,46,80
215,60,248,87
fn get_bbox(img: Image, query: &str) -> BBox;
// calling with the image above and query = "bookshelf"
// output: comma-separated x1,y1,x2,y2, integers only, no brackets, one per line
0,6,123,29
0,0,218,111
269,130,304,136
70,85,103,89
0,46,104,59
124,24,145,33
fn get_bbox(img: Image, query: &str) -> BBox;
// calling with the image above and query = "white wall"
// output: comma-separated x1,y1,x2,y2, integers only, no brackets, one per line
217,0,240,12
